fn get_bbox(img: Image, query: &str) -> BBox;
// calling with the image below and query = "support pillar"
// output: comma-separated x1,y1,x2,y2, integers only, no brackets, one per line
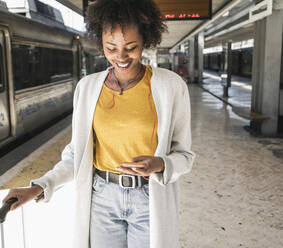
187,33,204,84
251,8,283,135
279,39,283,133
172,53,176,72
197,32,204,84
221,41,232,97
188,38,195,83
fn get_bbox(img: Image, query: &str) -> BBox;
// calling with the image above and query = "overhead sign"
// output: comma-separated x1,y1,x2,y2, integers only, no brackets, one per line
155,0,212,20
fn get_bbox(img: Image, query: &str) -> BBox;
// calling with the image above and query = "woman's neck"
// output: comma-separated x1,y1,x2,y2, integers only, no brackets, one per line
114,63,143,84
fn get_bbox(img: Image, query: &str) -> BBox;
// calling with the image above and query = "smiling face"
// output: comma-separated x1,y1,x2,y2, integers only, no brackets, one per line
102,24,143,78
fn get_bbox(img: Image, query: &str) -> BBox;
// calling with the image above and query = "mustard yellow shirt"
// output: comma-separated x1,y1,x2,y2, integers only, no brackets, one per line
93,66,158,174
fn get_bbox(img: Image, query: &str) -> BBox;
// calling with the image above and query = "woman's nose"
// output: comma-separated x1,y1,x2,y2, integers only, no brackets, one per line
116,50,128,60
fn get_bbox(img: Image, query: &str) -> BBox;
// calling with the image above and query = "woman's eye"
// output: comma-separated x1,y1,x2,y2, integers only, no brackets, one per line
126,46,137,52
107,48,116,52
106,46,137,53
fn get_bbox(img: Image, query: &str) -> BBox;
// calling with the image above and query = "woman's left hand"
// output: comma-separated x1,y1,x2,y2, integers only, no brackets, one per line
116,156,165,176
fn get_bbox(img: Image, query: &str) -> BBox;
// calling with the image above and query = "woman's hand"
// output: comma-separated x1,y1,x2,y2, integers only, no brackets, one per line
116,156,165,177
2,186,43,211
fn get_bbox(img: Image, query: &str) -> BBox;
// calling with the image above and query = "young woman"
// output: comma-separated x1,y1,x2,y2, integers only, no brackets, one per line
3,0,195,247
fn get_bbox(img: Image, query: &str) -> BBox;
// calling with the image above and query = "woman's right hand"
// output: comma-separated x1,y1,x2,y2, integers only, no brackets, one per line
2,185,44,211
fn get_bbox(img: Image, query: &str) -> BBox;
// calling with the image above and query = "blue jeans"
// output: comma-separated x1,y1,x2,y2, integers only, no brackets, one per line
90,173,150,248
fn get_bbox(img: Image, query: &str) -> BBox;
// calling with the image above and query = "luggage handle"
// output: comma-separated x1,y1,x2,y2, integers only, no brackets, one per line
0,198,18,223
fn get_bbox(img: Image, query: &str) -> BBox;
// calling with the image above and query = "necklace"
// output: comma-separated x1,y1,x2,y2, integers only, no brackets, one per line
110,65,145,95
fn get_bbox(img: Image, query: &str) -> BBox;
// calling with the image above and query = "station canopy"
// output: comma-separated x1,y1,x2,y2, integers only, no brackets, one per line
56,0,230,48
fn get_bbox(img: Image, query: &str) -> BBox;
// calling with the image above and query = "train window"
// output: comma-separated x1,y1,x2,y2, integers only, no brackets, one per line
84,53,107,74
11,43,73,91
0,43,4,92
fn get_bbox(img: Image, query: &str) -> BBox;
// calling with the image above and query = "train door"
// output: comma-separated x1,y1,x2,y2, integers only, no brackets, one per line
0,30,11,141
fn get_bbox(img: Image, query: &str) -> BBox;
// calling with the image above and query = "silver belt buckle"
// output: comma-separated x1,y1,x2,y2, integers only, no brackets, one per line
119,174,136,189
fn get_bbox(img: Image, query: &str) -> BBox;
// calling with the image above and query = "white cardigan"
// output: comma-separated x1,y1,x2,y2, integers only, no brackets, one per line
30,66,195,248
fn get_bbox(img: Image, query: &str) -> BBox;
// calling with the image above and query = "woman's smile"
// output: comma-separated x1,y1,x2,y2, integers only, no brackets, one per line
115,60,132,70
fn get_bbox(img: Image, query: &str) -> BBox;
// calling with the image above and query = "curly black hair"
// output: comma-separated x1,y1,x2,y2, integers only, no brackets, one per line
85,0,167,52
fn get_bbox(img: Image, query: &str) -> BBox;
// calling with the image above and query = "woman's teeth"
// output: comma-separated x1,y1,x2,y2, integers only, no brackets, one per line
117,62,130,68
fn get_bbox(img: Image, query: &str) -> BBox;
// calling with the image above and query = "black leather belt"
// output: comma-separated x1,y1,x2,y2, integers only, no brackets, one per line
95,168,148,188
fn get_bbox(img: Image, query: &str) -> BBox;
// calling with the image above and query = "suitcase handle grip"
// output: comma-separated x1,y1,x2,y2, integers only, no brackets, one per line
0,198,18,223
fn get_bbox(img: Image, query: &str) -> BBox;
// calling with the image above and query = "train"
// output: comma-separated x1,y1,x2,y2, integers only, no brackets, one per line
0,5,107,150
204,47,253,78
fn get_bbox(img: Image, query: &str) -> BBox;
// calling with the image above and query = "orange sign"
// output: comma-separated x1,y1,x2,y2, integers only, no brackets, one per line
155,0,212,20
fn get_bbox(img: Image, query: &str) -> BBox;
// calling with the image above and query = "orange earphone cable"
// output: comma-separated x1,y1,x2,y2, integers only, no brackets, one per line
146,68,157,148
143,66,158,181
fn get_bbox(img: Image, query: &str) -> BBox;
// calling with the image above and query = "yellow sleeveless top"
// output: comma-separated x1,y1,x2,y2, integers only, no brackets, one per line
93,66,158,174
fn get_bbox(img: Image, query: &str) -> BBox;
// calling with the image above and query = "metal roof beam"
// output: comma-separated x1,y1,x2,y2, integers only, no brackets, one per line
55,0,82,15
204,4,252,37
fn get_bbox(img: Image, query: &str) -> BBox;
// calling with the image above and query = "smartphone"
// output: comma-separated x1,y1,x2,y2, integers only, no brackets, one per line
121,162,145,168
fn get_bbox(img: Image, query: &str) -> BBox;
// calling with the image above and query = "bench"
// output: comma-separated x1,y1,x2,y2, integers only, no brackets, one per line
232,107,269,121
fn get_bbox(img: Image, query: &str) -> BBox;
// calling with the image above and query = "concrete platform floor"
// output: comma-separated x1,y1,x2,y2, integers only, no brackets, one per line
1,84,283,247
179,85,283,248
0,125,72,189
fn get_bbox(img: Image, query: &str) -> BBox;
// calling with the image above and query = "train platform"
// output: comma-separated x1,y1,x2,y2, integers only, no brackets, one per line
0,83,283,247
0,114,72,189
201,70,271,124
202,69,252,109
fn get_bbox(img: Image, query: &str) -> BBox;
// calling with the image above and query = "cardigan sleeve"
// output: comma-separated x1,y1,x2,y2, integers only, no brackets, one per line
151,81,195,185
29,82,81,203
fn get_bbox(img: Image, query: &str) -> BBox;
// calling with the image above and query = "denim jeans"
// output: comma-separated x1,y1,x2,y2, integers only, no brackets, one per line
90,173,150,248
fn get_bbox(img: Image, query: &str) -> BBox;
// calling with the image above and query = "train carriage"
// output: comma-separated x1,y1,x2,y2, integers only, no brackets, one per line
0,6,106,150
